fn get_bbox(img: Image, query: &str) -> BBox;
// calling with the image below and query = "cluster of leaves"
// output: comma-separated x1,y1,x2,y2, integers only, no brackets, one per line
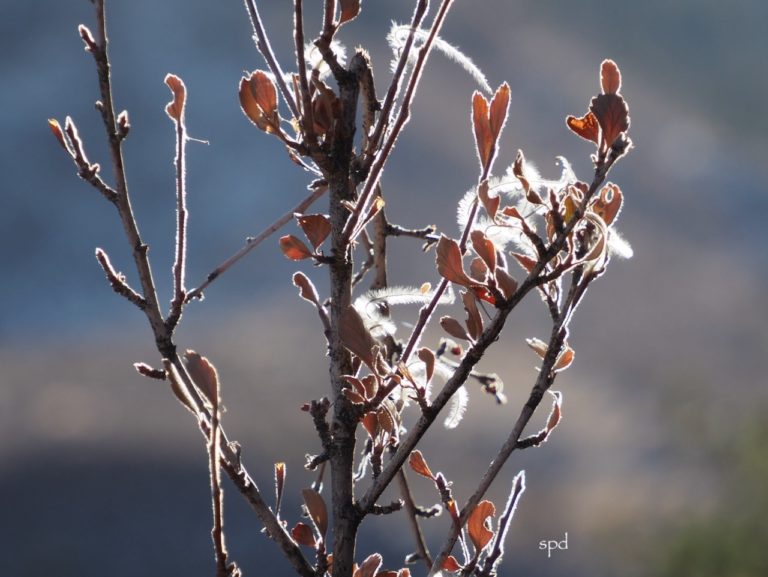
49,1,632,577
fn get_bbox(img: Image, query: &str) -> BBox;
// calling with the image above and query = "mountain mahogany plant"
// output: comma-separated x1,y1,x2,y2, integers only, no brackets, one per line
49,0,633,576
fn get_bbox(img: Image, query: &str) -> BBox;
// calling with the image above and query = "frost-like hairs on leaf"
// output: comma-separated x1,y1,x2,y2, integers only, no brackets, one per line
305,41,347,80
387,23,492,94
444,384,469,429
607,228,633,259
354,286,455,338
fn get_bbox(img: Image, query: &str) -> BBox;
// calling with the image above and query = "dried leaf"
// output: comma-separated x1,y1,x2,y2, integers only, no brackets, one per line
470,230,496,273
239,70,280,133
377,404,396,435
590,93,630,150
512,149,530,193
468,500,496,553
339,305,377,370
408,450,435,480
472,92,492,170
512,252,537,274
489,82,510,142
468,257,488,284
566,110,599,144
591,183,623,226
339,0,361,24
600,59,622,95
553,345,575,372
293,271,320,304
301,488,328,539
355,553,383,577
343,388,367,405
376,572,398,577
361,374,378,399
297,214,331,250
291,522,316,547
436,235,474,287
495,267,518,299
362,411,379,437
526,337,548,359
275,462,286,515
164,74,186,122
48,118,69,151
440,316,471,342
184,350,219,406
545,391,563,434
396,570,411,577
462,291,483,341
279,235,313,260
442,556,462,572
417,348,435,383
477,179,499,220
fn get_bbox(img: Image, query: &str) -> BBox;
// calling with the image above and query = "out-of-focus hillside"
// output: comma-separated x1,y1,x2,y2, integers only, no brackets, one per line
1,1,766,576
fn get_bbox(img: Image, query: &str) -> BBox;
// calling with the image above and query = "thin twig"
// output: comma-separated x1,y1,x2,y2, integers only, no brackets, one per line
186,182,328,301
243,0,300,120
167,79,188,332
476,472,525,577
341,0,454,244
397,469,434,569
95,247,146,309
293,0,315,143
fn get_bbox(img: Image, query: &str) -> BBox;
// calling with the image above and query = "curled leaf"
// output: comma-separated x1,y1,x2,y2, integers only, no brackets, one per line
489,82,510,142
526,337,548,359
164,74,186,122
566,110,599,144
553,345,575,372
440,316,471,342
275,462,286,515
340,0,362,25
239,70,280,133
442,556,462,572
293,271,320,304
468,500,496,553
477,179,499,220
48,118,69,151
355,554,383,577
472,92,492,170
339,305,378,370
408,450,435,480
470,230,496,274
417,348,435,383
590,92,630,151
545,391,563,434
184,350,219,407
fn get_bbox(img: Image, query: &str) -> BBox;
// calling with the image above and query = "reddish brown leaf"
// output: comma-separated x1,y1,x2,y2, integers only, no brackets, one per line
408,450,435,480
468,257,488,284
301,488,328,539
376,572,398,577
164,74,186,122
553,345,575,372
468,500,496,553
184,350,219,406
361,374,378,399
470,230,496,273
512,149,531,193
495,267,518,299
397,570,411,577
566,110,599,144
239,70,280,133
590,93,630,150
292,271,320,304
291,522,316,547
591,183,623,226
377,405,396,435
339,305,377,370
436,235,474,287
417,348,435,383
340,0,362,24
296,214,331,250
489,82,511,142
442,556,462,572
462,291,483,341
471,285,496,306
545,391,563,433
362,411,379,437
512,252,537,274
440,316,471,342
355,554,383,577
600,59,622,95
343,388,367,405
472,92,492,170
477,179,499,220
280,235,313,260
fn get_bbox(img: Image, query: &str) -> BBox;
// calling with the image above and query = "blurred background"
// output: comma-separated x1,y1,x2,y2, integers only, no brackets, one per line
1,1,767,575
